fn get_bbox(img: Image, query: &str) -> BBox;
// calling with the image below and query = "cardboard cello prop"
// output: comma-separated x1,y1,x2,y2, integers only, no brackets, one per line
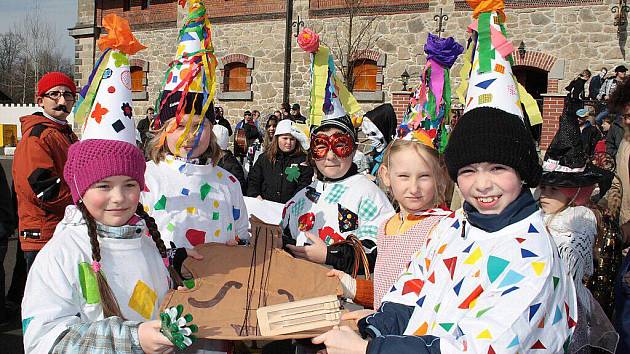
160,216,343,340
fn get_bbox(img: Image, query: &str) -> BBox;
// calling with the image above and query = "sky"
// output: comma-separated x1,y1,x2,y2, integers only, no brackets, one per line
0,0,77,59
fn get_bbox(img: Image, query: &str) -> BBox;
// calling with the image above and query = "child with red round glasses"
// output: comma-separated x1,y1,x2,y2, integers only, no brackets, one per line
282,115,395,275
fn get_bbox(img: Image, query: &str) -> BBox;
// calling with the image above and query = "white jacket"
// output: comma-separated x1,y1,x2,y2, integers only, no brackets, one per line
22,205,170,354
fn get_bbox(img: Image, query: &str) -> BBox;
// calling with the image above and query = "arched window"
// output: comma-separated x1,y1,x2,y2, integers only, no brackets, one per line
130,66,145,92
218,54,254,101
225,63,248,92
352,60,378,92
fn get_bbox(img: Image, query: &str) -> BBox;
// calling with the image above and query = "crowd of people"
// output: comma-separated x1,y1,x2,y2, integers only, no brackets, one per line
1,0,630,353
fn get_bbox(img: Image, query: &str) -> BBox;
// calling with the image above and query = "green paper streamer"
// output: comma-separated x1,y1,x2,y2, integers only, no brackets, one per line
499,23,514,66
440,69,452,154
78,262,100,304
478,12,492,74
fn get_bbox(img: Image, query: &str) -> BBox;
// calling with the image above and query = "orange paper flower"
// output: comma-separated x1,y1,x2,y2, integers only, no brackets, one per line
97,14,146,55
297,28,320,53
466,0,505,21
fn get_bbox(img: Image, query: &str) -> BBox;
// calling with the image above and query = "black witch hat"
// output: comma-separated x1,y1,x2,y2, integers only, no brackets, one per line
541,113,603,187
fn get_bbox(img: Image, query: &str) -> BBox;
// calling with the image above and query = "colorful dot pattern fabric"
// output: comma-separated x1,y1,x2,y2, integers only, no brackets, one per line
142,156,249,248
381,209,577,353
283,174,394,250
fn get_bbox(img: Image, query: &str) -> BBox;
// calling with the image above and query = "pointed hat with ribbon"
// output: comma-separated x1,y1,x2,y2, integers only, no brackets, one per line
297,28,362,129
398,33,463,153
155,0,218,157
74,13,146,145
455,0,542,126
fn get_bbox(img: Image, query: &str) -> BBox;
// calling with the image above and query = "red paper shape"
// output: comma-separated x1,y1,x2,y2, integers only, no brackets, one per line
186,229,206,246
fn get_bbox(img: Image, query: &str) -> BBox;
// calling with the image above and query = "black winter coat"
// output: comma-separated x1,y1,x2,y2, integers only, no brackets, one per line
217,150,246,193
246,152,314,204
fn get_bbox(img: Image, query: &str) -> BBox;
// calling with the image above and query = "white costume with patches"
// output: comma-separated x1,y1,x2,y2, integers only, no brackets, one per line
282,174,394,250
380,209,577,353
143,155,249,248
22,205,169,354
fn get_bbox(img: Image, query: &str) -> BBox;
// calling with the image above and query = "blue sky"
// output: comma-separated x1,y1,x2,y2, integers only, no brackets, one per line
0,0,77,59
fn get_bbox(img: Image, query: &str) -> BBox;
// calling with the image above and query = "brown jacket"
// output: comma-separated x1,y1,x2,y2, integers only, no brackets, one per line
12,113,78,251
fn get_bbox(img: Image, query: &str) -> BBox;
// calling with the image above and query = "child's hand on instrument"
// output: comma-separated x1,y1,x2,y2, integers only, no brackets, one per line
287,232,327,264
138,320,175,354
312,325,367,354
341,309,375,324
185,248,204,260
327,269,356,299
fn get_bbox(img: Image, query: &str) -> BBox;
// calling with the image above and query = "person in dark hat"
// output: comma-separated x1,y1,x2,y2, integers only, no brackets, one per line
290,103,307,124
598,65,627,101
538,109,618,353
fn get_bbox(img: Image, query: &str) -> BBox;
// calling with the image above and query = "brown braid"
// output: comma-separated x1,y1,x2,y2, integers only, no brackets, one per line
77,203,125,319
135,203,183,288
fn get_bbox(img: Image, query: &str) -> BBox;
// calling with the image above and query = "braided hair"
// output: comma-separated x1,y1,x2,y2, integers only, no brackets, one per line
135,203,184,288
77,202,184,320
77,203,125,319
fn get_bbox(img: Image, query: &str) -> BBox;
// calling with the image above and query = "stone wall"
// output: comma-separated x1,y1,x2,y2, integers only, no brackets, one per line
73,0,629,128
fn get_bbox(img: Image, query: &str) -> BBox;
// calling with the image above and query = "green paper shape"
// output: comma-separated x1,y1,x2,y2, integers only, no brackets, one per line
212,211,220,220
434,303,441,313
439,323,454,332
227,223,233,231
200,183,212,201
487,256,510,283
478,12,493,74
553,276,560,290
78,262,100,304
154,195,167,210
285,165,301,183
476,307,493,318
183,279,195,289
167,223,175,232
112,51,129,68
22,316,33,334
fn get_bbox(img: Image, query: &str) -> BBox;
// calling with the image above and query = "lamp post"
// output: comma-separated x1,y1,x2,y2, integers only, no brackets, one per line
282,0,295,106
612,0,630,32
518,41,526,59
434,8,449,37
401,69,410,91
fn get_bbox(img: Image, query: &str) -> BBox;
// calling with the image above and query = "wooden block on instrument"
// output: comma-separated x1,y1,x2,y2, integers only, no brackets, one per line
257,295,341,337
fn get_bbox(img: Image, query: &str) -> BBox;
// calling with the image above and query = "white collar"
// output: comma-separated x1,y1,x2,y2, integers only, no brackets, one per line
42,111,68,126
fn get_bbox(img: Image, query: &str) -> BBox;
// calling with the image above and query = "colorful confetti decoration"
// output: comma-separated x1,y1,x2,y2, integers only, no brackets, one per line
185,229,206,246
200,183,211,200
338,204,358,232
128,280,157,319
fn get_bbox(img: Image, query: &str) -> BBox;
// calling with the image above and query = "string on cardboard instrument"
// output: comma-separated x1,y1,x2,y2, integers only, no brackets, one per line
240,220,275,336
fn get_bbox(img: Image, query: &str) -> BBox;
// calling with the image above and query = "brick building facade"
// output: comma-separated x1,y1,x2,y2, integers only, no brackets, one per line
70,0,625,148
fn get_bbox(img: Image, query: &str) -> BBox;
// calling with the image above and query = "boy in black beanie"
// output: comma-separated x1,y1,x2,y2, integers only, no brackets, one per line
312,1,576,352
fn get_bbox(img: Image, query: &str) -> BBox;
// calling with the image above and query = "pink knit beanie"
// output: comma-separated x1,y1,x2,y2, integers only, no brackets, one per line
63,139,146,204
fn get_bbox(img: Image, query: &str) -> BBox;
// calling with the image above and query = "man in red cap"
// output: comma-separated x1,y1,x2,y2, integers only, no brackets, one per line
12,72,78,272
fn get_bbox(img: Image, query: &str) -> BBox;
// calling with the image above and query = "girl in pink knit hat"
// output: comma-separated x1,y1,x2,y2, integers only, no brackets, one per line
22,14,199,354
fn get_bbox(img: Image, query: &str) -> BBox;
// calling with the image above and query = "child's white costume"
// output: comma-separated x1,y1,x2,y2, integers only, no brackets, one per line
544,206,596,310
22,206,169,353
143,155,249,248
368,209,577,353
282,173,394,251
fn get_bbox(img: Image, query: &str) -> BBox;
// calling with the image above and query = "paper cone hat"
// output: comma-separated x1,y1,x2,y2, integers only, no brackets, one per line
156,0,217,124
297,28,362,128
455,0,543,125
399,33,463,152
74,14,146,144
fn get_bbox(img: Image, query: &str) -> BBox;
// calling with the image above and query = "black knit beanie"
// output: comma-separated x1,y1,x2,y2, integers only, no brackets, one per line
157,90,215,124
311,115,358,143
444,107,541,188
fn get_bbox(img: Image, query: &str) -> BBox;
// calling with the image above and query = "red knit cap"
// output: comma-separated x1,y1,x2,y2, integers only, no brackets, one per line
37,72,77,97
63,139,146,204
